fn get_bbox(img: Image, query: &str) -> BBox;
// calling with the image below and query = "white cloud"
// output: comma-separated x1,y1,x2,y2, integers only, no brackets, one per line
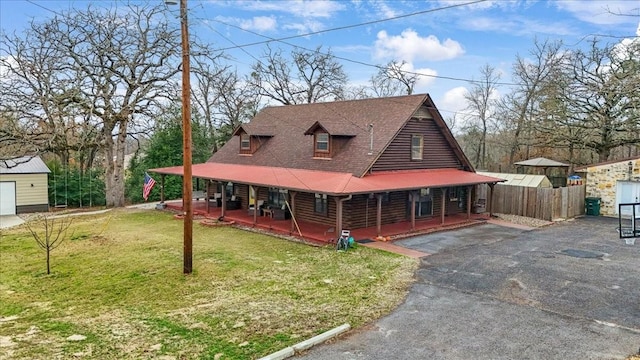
373,29,464,62
282,19,325,34
233,0,346,18
555,1,640,25
437,86,469,133
239,16,277,32
369,0,398,18
464,16,574,36
0,55,18,82
440,86,469,114
403,63,438,90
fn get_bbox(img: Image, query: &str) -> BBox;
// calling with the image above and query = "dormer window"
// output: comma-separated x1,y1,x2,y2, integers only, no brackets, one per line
240,133,250,150
315,133,329,152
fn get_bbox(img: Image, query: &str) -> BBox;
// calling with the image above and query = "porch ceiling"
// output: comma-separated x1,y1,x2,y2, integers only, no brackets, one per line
150,162,503,196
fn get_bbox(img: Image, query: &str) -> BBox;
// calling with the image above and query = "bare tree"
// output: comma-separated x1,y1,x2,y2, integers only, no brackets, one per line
0,25,95,165
464,64,500,169
1,4,184,207
249,46,348,105
559,38,640,161
25,215,73,275
369,60,418,97
503,39,566,164
191,53,231,153
215,70,261,146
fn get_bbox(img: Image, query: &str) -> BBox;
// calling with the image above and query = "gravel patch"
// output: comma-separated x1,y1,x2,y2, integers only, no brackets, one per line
493,213,554,228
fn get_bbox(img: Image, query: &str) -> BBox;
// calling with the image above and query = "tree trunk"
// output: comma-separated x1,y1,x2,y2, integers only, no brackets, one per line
46,248,51,275
598,148,610,163
102,118,127,207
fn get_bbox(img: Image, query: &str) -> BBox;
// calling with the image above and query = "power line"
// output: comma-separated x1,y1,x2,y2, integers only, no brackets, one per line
25,0,64,16
213,0,489,52
205,16,520,87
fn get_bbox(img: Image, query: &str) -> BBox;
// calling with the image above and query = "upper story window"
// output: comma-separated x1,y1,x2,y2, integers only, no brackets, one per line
240,133,250,150
411,134,423,160
315,133,329,152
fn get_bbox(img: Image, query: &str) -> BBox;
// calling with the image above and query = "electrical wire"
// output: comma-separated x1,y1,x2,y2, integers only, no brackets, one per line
212,0,489,52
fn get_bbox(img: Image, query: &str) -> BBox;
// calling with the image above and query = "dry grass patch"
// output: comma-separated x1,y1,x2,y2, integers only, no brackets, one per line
0,208,417,359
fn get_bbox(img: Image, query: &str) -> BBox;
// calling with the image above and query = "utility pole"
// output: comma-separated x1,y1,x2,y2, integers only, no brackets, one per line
181,0,193,274
167,0,193,274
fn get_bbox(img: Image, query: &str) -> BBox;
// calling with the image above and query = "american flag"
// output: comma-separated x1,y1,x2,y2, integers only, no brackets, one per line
143,172,156,201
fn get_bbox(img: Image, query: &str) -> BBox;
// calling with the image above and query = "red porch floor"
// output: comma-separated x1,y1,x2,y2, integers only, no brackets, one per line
163,199,489,245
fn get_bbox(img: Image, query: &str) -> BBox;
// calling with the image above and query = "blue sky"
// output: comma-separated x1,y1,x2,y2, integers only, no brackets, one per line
1,0,639,122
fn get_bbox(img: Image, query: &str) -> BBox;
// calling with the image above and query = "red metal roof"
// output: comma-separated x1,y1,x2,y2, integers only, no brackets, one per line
151,163,503,196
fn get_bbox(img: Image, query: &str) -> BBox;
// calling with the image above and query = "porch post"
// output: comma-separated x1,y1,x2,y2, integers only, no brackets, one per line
220,181,227,218
335,197,343,233
441,188,447,225
252,186,258,224
376,194,382,236
488,183,495,218
205,179,210,213
466,185,472,219
160,174,166,203
334,195,352,233
410,191,416,231
289,191,297,233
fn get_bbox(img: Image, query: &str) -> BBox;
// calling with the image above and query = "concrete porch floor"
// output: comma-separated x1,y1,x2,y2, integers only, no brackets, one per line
161,199,490,248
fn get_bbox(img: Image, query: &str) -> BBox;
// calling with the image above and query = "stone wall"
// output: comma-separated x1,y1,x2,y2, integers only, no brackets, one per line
585,158,640,216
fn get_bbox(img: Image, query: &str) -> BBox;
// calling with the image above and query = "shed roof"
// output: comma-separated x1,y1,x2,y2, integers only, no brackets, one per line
152,163,502,196
0,156,51,174
514,157,569,167
477,172,552,188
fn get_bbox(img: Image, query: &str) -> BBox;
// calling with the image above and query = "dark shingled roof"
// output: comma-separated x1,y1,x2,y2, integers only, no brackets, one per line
209,94,462,177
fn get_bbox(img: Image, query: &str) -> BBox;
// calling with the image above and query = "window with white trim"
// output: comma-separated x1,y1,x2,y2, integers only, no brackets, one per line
240,133,250,150
411,134,423,160
315,133,329,152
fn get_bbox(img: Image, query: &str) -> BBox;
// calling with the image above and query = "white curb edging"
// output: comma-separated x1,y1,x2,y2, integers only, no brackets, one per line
258,323,351,360
258,346,295,360
292,323,351,352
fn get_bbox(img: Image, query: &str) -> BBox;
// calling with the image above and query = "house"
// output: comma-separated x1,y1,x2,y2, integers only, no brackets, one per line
576,155,640,216
0,156,51,215
151,94,502,241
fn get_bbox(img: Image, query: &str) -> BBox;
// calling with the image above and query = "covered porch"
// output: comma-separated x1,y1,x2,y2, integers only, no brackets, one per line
151,163,503,244
163,198,490,244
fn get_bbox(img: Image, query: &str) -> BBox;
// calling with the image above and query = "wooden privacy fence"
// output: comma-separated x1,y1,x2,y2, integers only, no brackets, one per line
485,184,586,221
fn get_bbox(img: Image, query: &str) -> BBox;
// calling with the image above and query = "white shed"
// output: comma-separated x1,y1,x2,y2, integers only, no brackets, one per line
0,156,51,215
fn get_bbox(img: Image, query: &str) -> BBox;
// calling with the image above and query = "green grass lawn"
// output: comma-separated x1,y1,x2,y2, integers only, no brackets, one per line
0,209,417,359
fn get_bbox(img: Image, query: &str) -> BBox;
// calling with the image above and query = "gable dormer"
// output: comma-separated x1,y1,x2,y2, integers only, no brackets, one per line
304,121,357,159
232,124,273,155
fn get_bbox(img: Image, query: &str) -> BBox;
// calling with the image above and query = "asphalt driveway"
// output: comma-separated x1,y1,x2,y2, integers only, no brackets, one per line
298,217,640,359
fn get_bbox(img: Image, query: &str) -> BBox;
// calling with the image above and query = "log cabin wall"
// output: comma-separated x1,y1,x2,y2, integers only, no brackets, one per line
290,192,336,227
346,192,410,229
237,184,249,209
371,117,462,172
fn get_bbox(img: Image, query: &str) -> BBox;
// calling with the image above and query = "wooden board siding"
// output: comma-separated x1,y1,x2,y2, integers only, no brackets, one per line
346,192,408,228
371,118,462,172
292,192,336,227
0,173,48,207
236,184,249,209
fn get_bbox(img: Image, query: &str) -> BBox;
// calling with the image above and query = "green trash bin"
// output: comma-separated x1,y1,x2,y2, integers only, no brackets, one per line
585,197,601,216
